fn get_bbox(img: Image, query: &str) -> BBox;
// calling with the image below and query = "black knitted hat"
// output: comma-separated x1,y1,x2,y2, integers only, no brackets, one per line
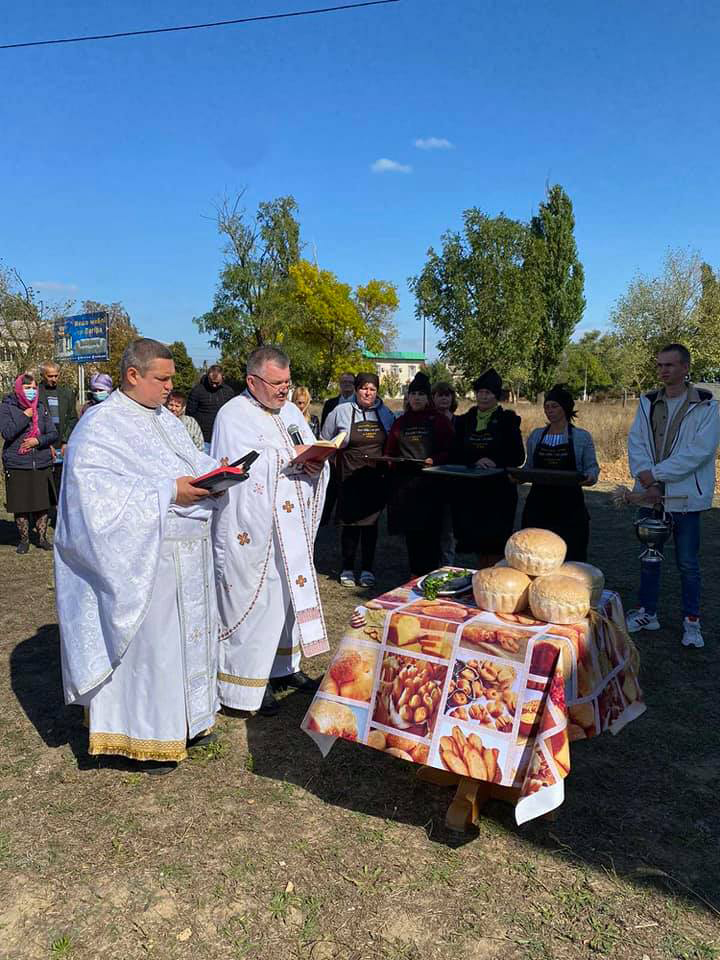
472,368,502,398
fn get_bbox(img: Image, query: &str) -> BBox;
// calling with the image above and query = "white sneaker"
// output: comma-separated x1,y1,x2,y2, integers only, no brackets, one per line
626,608,661,633
339,570,356,587
359,570,376,588
681,618,704,648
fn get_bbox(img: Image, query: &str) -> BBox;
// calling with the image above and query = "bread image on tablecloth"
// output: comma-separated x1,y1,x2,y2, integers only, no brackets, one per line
306,700,359,740
319,644,379,702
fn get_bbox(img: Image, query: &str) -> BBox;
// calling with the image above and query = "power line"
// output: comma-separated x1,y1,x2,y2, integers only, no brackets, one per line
0,1,399,51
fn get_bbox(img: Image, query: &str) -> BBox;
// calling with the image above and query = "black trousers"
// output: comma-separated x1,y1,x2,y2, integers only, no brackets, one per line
405,530,441,577
341,524,379,571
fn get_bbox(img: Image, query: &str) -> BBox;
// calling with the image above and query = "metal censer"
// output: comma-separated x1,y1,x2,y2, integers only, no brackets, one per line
634,511,673,562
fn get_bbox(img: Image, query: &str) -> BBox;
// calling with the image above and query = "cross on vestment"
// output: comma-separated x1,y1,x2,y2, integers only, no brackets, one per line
236,532,251,545
283,501,295,513
296,575,307,587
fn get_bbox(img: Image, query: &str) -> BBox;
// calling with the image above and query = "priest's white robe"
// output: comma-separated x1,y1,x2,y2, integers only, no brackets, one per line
55,389,220,762
211,391,329,710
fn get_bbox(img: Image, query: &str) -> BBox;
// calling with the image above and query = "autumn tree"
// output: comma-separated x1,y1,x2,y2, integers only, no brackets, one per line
282,260,397,393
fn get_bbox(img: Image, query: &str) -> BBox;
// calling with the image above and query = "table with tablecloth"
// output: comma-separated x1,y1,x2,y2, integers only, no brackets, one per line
302,571,645,825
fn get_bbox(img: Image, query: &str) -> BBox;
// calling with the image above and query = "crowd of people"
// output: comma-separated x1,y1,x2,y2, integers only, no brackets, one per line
1,338,717,772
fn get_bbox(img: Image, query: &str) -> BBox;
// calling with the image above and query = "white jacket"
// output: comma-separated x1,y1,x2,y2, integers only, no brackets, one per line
628,385,720,511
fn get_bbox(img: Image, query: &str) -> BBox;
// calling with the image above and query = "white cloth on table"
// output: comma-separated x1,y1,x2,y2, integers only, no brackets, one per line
55,389,220,761
211,391,329,711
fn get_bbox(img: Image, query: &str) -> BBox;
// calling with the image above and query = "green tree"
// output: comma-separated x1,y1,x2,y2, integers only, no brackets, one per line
195,194,301,360
525,185,585,400
168,341,198,394
379,371,402,398
610,249,720,390
411,210,539,383
423,359,456,387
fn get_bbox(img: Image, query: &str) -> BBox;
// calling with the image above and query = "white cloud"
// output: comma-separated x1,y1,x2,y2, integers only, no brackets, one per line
371,157,412,174
31,281,79,293
414,137,454,150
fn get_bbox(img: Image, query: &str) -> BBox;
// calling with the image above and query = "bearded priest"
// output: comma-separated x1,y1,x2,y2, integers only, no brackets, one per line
55,339,223,774
211,345,329,717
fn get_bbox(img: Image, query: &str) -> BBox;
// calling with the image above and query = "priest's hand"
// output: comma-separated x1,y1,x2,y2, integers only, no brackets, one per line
174,476,213,506
475,457,496,469
301,459,324,477
637,469,655,488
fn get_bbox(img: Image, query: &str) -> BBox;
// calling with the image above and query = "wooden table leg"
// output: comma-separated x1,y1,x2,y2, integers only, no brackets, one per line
445,777,492,832
416,764,460,788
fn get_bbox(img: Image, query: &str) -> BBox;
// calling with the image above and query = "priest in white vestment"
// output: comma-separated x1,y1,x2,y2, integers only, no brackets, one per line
55,339,224,772
211,345,329,716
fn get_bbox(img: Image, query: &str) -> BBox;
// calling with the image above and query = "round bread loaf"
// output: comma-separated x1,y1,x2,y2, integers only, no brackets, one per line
472,566,531,613
556,561,605,608
505,528,566,576
529,574,590,624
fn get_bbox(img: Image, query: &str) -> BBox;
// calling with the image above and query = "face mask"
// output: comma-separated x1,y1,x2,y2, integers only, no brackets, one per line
92,391,109,402
23,389,37,402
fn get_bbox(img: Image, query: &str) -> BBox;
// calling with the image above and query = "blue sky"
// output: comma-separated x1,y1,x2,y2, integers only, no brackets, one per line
2,0,719,366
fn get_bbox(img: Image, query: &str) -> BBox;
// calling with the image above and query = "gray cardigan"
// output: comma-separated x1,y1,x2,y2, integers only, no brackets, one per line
525,425,600,481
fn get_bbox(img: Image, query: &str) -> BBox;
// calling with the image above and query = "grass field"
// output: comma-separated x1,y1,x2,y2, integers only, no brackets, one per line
1,477,719,960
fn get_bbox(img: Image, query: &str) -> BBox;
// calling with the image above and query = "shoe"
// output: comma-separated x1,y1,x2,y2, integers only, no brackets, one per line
339,570,356,587
256,686,280,717
37,539,53,551
359,570,376,588
138,760,177,776
681,617,704,648
16,542,30,555
625,608,661,633
270,670,321,693
187,731,218,748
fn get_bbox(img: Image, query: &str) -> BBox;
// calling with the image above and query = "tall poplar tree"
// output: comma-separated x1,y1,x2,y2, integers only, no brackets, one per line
525,186,585,400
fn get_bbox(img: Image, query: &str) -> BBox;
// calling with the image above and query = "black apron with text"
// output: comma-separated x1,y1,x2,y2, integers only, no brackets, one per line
521,427,589,561
453,411,518,555
388,417,438,535
337,408,387,526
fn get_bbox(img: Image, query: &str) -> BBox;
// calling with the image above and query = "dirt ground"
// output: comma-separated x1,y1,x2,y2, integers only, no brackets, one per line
0,485,718,960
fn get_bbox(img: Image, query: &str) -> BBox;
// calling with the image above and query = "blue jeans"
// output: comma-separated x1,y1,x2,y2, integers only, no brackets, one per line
203,441,211,454
638,509,701,618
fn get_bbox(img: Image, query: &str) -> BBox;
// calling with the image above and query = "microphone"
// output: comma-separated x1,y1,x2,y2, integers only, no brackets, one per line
288,425,304,446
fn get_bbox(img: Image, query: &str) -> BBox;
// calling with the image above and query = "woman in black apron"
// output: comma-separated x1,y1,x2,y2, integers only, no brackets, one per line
385,372,454,575
321,373,395,587
451,369,525,566
521,385,600,561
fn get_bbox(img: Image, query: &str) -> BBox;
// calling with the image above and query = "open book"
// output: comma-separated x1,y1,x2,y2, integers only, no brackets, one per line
290,431,347,465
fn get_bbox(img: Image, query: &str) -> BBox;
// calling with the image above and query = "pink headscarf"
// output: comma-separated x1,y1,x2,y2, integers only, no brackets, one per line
14,374,40,449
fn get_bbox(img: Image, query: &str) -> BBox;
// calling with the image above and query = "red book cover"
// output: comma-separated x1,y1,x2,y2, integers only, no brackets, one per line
191,466,248,493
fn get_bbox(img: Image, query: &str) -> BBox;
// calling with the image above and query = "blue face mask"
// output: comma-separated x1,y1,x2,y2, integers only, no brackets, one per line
24,388,37,402
92,390,109,402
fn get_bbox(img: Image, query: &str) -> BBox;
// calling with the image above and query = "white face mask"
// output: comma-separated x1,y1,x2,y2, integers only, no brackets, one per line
92,391,109,402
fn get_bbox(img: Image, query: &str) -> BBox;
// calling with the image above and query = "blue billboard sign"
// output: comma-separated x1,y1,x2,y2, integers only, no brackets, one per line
54,312,109,364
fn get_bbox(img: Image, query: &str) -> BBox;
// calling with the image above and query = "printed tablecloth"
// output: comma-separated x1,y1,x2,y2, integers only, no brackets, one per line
302,571,646,824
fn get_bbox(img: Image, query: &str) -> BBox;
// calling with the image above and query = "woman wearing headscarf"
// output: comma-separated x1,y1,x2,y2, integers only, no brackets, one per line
0,373,58,553
321,372,395,587
385,372,454,576
521,385,600,561
451,368,525,566
80,372,113,415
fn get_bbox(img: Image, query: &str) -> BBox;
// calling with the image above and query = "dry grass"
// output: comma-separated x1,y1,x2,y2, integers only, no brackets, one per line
1,489,720,959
